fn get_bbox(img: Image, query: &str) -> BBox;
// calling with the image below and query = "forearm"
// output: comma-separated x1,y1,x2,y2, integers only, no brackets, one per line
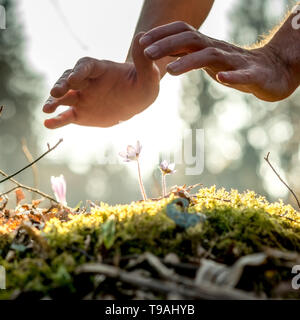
127,0,214,77
259,2,300,84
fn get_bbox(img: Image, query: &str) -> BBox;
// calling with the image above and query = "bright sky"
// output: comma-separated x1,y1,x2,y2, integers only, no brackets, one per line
18,0,235,176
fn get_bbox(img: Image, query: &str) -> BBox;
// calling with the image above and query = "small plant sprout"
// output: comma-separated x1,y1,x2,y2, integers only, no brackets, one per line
159,160,176,197
51,174,67,206
119,141,147,201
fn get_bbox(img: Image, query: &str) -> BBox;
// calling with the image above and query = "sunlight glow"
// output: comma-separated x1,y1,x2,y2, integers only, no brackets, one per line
19,0,247,184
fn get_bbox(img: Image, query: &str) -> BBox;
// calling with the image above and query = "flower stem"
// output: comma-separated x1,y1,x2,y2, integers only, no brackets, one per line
162,173,167,198
136,159,147,201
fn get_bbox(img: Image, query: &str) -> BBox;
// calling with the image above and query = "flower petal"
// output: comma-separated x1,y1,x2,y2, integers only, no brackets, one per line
160,160,168,171
119,151,128,159
127,145,137,159
50,175,67,205
136,140,142,154
168,163,176,171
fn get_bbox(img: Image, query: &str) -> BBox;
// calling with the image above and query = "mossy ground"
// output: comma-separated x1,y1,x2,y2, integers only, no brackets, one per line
0,186,300,299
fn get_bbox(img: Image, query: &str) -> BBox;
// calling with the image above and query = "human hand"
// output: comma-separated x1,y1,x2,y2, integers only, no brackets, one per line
140,21,299,102
43,33,160,129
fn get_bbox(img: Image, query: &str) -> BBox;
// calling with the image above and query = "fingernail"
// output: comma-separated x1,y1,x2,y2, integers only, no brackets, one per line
217,72,228,82
218,72,228,78
144,45,159,58
51,86,60,94
43,104,49,111
139,35,151,46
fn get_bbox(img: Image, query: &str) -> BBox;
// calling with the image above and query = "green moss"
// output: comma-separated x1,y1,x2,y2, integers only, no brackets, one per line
0,186,299,299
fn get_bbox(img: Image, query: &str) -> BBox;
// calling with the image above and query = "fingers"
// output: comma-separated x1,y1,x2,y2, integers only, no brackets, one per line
44,108,76,129
50,69,72,98
139,21,195,47
217,69,256,85
167,48,234,75
50,57,108,98
67,57,108,88
143,30,211,60
132,32,160,82
43,91,78,114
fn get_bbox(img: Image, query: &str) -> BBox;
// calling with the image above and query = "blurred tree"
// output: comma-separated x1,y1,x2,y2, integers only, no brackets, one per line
181,0,300,204
0,0,41,188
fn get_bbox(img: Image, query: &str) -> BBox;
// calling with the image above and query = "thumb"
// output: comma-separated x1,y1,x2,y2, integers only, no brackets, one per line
132,32,160,81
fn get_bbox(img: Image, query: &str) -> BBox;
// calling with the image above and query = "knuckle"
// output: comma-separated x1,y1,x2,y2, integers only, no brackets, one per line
176,21,192,31
186,30,200,42
77,56,92,65
205,47,221,57
63,69,72,76
100,59,110,65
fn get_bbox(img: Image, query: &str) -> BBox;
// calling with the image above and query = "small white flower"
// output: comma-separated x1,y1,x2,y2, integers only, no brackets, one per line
119,141,142,162
119,141,147,200
159,160,176,198
51,174,67,206
159,160,176,175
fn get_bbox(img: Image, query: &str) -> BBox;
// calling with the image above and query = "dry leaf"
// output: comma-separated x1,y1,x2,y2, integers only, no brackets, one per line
15,188,25,205
32,199,43,208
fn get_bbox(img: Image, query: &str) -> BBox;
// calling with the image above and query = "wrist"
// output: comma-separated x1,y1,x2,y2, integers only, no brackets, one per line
126,52,174,79
263,8,300,85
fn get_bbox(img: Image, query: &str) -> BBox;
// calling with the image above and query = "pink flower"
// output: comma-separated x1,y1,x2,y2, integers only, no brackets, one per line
119,141,142,162
51,175,67,205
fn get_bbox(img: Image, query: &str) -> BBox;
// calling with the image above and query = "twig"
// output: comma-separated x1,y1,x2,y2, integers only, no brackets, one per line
21,138,39,199
264,152,300,210
0,186,19,197
76,262,257,300
0,169,58,203
0,139,63,184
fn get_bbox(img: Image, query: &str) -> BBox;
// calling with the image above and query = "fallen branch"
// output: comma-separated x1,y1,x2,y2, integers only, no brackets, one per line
0,186,19,197
264,152,300,210
0,169,58,203
76,262,257,300
0,139,63,184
